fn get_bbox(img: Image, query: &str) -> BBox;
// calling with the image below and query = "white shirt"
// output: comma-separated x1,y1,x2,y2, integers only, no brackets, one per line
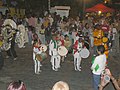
49,40,58,56
33,47,42,60
91,54,106,75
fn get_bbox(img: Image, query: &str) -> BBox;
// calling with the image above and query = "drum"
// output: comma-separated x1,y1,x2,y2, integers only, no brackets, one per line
36,53,47,61
40,44,47,52
80,48,90,58
58,46,68,56
102,37,108,43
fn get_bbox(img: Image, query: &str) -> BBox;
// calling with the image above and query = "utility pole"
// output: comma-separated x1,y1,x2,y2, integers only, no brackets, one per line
83,0,86,18
48,0,51,11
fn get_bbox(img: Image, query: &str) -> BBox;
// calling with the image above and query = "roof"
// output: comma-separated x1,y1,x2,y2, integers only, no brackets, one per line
85,3,114,12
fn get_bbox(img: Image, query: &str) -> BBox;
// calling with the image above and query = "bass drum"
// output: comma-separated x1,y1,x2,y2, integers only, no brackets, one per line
58,46,68,56
80,48,90,58
36,53,47,61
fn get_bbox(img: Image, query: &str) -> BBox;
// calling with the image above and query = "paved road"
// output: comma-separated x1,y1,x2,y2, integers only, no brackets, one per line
0,45,120,90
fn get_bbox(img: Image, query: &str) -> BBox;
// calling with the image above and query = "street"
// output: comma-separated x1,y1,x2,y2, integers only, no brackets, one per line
0,44,120,90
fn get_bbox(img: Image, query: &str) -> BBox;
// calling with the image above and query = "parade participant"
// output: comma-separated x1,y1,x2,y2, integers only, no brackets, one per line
91,45,107,90
73,36,83,71
17,21,26,48
56,33,65,62
4,25,18,60
33,41,43,74
52,81,69,90
2,18,18,60
7,80,26,90
93,24,104,55
49,34,61,71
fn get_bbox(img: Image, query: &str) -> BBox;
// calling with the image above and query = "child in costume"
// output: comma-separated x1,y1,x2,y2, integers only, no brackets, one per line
33,41,43,74
49,34,61,71
73,36,83,71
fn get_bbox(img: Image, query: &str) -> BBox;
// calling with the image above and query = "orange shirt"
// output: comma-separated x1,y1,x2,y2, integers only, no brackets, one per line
93,29,104,46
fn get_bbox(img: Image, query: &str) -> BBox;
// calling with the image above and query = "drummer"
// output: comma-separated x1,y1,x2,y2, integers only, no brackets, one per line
49,34,61,71
33,41,43,74
73,36,83,71
56,33,65,62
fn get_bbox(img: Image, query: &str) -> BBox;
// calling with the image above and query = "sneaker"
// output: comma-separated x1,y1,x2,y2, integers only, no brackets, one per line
22,46,26,48
75,68,78,71
78,69,81,71
6,56,10,59
13,58,17,60
38,70,42,73
39,64,42,67
35,72,40,74
52,67,55,71
54,68,58,71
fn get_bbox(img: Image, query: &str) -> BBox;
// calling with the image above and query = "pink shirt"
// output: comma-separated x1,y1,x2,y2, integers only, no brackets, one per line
28,17,36,27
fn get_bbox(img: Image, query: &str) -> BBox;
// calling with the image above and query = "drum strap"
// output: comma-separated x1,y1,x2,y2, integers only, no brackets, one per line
52,40,57,49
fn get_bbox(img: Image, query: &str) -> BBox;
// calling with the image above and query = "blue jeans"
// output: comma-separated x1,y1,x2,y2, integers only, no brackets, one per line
93,74,101,90
93,46,97,55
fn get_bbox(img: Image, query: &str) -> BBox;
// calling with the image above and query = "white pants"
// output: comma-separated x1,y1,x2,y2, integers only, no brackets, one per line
33,59,41,73
18,34,25,48
74,52,82,70
51,55,61,70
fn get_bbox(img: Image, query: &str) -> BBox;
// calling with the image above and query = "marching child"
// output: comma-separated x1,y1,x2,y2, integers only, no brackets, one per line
33,41,43,74
49,34,61,71
73,36,83,71
91,45,107,90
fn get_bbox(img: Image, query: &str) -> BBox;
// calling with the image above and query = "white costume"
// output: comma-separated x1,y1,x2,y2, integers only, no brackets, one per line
73,38,82,71
17,24,26,48
33,46,42,74
49,39,61,71
24,27,29,43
